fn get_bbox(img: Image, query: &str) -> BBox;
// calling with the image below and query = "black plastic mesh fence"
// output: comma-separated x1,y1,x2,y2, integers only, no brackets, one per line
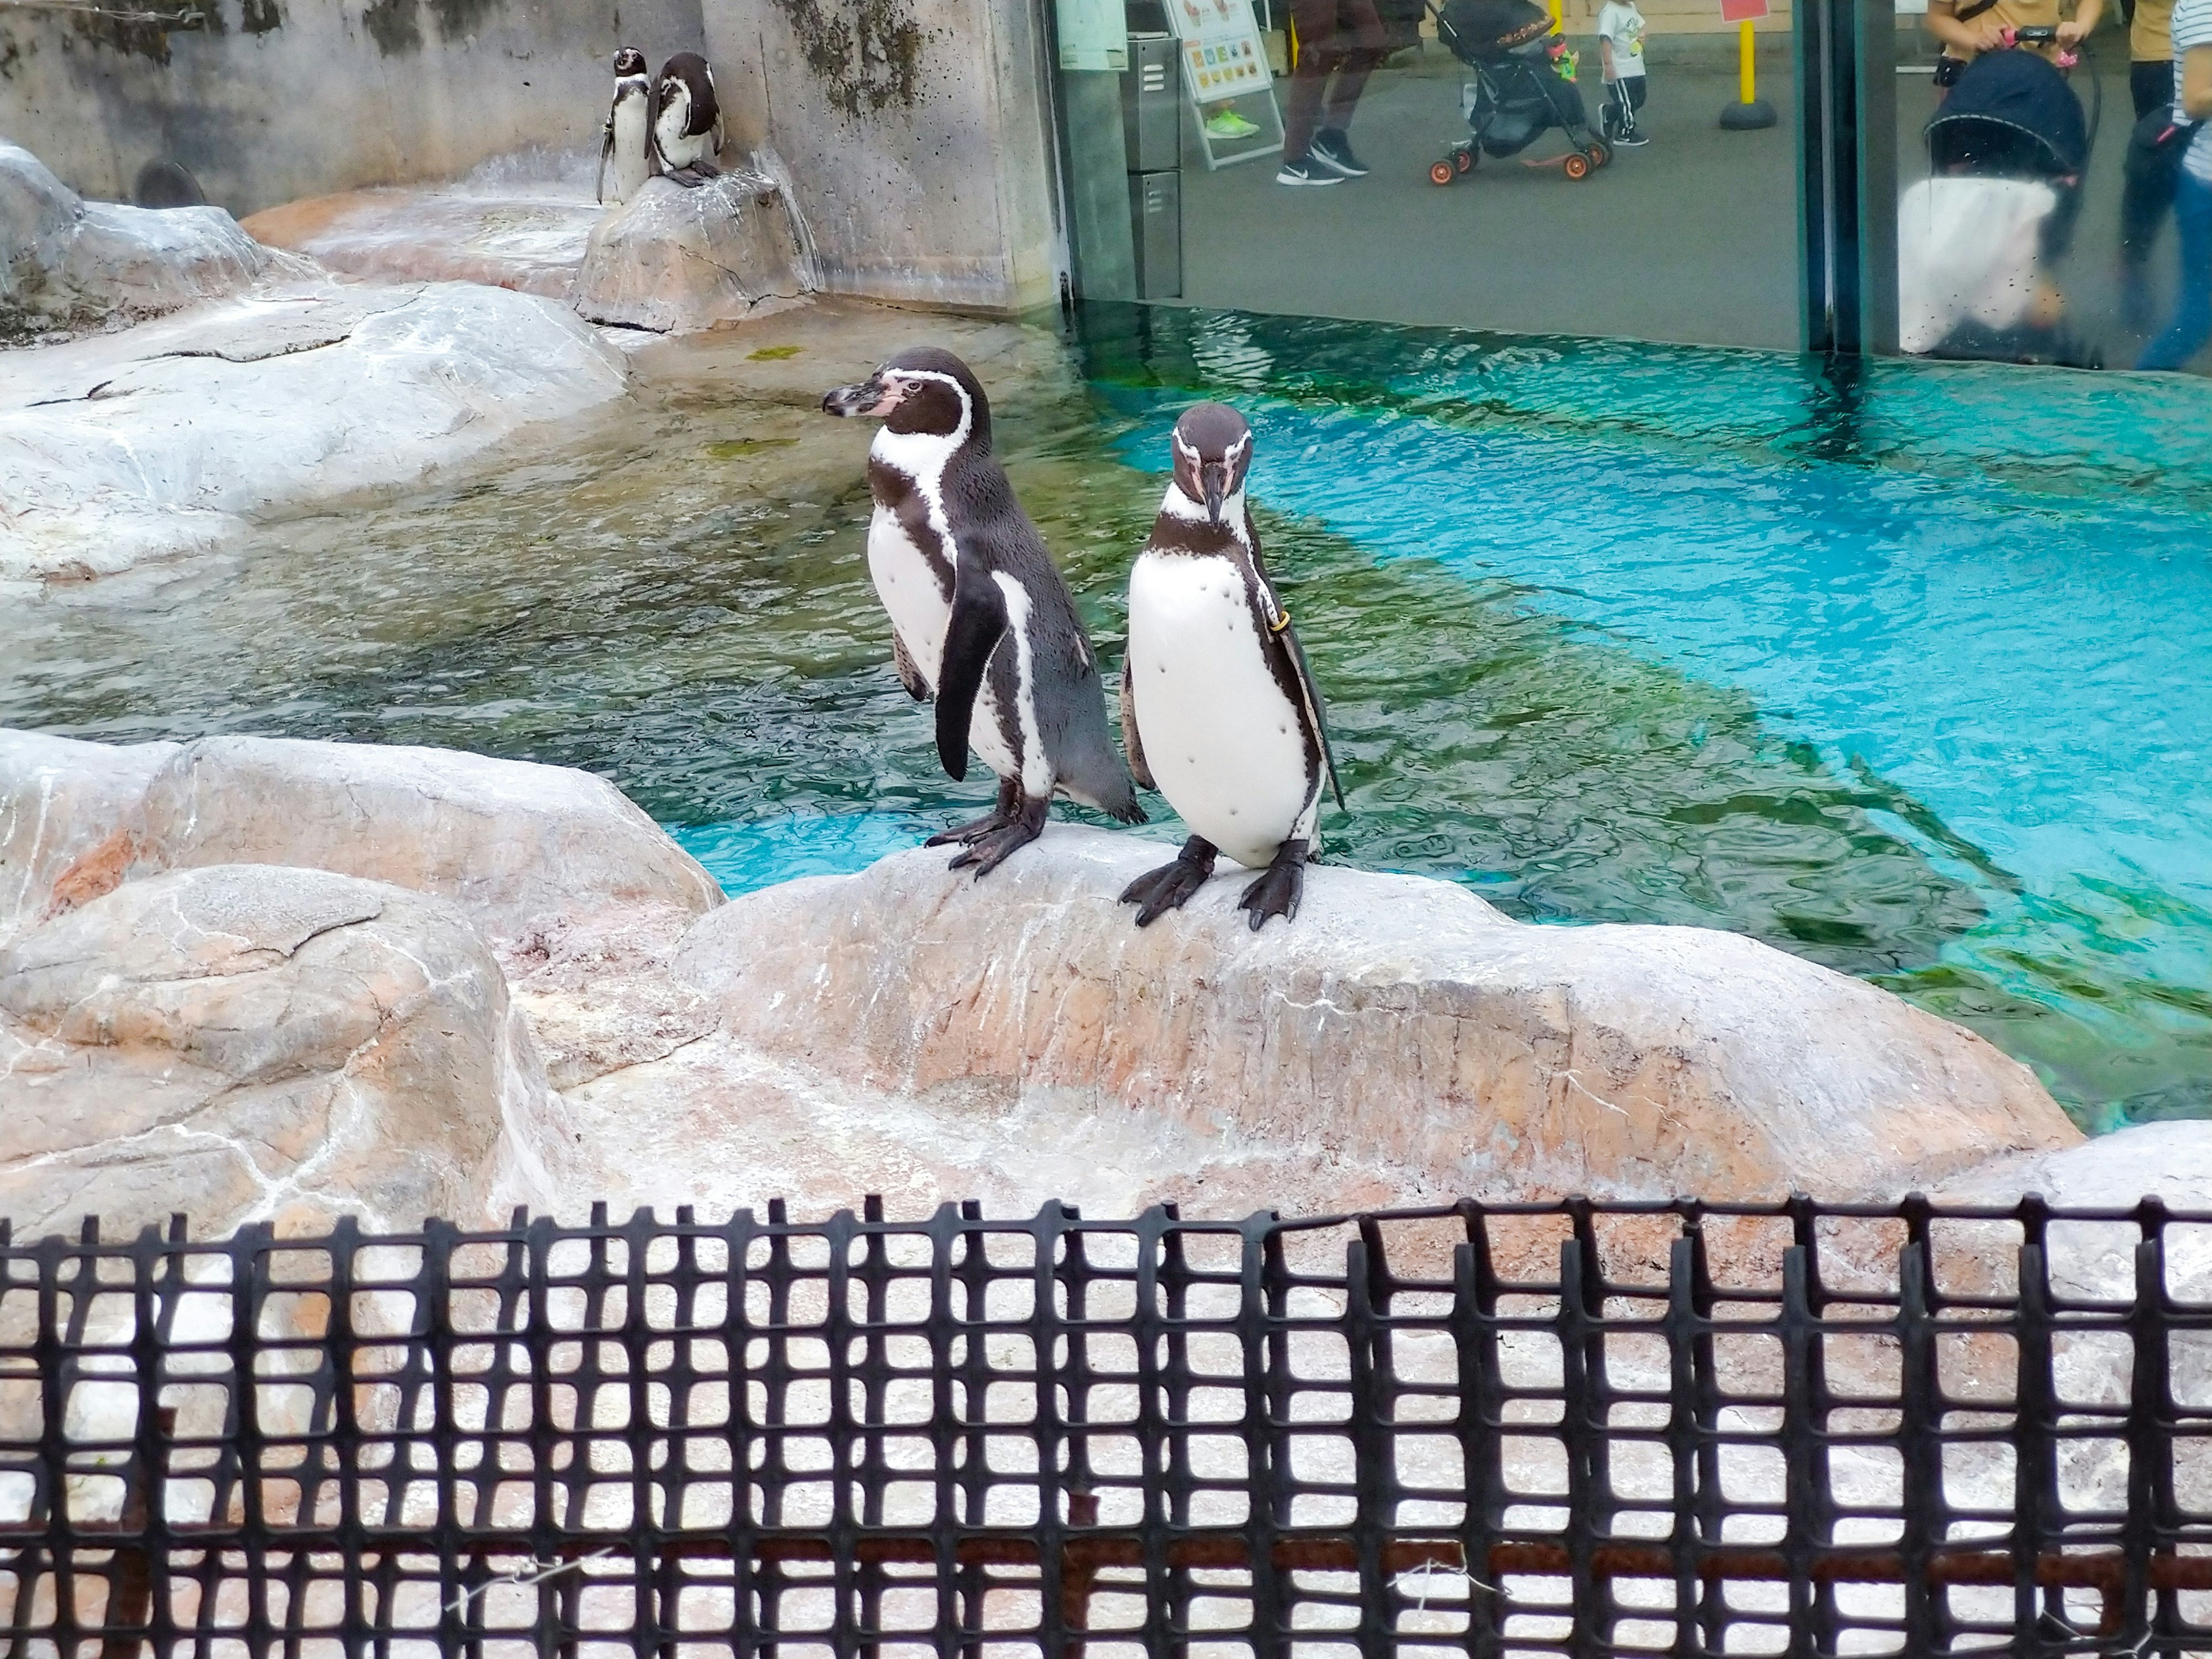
5,1193,2212,1657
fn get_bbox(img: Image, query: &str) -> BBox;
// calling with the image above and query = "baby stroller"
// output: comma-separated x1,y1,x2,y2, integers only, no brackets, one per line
1427,0,1611,184
1901,47,2096,363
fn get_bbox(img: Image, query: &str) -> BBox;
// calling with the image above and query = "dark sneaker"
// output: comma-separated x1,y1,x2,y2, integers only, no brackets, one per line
1309,129,1370,177
1276,155,1344,185
1615,132,1650,146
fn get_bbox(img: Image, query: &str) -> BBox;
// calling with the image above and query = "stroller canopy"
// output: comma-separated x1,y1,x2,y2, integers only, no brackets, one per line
1438,0,1552,62
1926,48,2088,178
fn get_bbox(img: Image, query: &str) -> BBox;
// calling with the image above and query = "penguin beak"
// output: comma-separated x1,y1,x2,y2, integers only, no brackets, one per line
821,374,903,419
1200,462,1228,526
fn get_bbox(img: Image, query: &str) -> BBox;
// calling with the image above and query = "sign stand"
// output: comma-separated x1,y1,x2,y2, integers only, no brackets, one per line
1718,0,1779,127
1166,0,1286,168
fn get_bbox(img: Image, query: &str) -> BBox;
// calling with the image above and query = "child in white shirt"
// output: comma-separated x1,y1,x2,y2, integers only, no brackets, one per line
1596,0,1650,146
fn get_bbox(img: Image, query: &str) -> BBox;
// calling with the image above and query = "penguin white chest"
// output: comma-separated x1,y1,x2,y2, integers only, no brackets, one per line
1128,551,1314,869
656,85,705,166
866,505,950,685
609,91,652,200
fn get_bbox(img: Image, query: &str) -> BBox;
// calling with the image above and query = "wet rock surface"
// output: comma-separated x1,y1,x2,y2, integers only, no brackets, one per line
0,279,630,582
0,864,572,1242
1,143,274,343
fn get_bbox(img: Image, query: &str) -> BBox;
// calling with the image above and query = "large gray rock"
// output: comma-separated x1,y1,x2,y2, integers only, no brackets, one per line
573,170,813,333
0,278,630,582
0,864,573,1243
668,827,2081,1208
0,729,723,948
1,142,271,342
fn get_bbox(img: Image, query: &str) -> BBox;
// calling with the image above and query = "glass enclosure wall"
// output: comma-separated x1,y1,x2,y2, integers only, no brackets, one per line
1055,0,2212,374
1053,0,1804,350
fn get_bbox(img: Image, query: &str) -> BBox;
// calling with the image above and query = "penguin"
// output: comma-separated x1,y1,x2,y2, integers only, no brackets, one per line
1118,402,1344,930
653,52,724,185
597,47,657,206
821,347,1145,874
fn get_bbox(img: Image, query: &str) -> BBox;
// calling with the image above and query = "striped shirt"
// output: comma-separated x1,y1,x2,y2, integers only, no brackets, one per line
2175,0,2212,179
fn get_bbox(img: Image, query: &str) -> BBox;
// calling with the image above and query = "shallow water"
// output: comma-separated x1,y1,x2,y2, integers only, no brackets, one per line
4,300,2207,1131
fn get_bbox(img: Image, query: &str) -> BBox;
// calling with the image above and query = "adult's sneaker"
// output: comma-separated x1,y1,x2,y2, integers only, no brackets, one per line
1308,128,1370,177
1277,156,1344,185
1615,132,1650,147
1206,107,1263,139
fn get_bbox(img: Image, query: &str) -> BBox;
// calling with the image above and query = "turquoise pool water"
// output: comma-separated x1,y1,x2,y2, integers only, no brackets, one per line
5,304,2206,1130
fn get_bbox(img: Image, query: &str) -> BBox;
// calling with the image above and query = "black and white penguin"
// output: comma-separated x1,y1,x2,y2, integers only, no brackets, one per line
1118,402,1344,930
597,47,657,205
653,52,724,185
821,347,1144,874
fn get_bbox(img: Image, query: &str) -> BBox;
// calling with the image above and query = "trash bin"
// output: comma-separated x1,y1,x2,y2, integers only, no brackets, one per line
1124,31,1183,299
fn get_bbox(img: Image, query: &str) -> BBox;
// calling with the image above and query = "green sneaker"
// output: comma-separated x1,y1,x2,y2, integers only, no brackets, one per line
1205,108,1262,139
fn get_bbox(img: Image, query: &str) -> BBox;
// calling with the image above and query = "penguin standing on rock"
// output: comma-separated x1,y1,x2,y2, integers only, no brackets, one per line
653,52,724,185
597,47,657,204
1119,402,1344,930
821,347,1145,874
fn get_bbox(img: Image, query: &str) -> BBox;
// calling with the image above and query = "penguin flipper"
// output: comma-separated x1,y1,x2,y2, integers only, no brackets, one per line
1252,509,1345,810
892,633,930,703
934,567,1009,782
596,122,613,204
1119,656,1156,791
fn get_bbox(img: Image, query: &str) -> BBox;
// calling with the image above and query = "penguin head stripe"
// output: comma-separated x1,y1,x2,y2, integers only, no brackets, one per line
1168,401,1253,524
820,347,991,444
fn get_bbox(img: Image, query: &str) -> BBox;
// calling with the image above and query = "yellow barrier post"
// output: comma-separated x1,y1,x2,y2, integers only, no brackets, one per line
1718,7,1778,127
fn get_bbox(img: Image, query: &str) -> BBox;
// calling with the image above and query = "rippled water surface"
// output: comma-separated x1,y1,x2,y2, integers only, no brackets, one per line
6,301,2208,1130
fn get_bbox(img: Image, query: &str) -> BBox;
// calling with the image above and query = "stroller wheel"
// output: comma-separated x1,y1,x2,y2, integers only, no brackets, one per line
1589,139,1613,168
1430,157,1459,185
1455,146,1476,173
1563,151,1592,180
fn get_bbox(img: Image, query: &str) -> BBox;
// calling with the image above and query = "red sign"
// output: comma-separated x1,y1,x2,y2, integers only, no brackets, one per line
1720,0,1769,19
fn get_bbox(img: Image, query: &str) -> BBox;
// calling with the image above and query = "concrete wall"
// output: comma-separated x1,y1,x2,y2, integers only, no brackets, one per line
701,0,1065,313
0,0,1067,313
0,0,706,218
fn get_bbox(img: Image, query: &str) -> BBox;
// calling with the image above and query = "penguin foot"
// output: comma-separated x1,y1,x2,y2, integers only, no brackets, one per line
1119,836,1218,927
927,782,1021,847
1237,841,1310,931
665,166,714,188
946,793,1048,878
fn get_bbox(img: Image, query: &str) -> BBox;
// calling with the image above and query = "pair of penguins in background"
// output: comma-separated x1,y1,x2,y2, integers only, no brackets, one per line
598,48,723,204
822,349,1344,930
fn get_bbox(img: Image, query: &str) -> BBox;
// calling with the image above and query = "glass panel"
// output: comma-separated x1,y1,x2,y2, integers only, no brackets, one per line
1055,0,1804,348
1893,7,2200,371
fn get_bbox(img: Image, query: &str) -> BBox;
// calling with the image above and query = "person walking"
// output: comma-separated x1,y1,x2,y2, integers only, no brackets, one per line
1277,0,1389,185
1597,0,1651,146
1925,0,2100,84
2139,0,2212,367
2121,0,2191,328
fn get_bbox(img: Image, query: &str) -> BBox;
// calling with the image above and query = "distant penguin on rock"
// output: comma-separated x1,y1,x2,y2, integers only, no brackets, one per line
821,347,1145,874
1119,402,1344,930
597,47,656,204
653,52,724,185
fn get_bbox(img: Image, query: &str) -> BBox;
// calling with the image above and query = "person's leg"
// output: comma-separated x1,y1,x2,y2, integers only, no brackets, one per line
2139,171,2212,370
1317,0,1389,135
2133,56,2174,121
1282,0,1342,161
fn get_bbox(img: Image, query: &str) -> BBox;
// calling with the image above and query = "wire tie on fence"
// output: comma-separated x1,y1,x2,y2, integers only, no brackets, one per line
1389,1560,1495,1612
446,1546,615,1613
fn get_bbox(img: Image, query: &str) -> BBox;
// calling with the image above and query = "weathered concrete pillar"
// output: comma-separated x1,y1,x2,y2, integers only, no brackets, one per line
701,0,1065,313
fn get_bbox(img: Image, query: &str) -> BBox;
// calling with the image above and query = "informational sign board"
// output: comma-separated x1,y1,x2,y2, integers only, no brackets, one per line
1056,0,1128,70
1166,0,1274,103
1718,0,1770,21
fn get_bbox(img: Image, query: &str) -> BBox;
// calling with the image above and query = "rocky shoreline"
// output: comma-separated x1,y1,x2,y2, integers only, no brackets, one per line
5,725,2180,1247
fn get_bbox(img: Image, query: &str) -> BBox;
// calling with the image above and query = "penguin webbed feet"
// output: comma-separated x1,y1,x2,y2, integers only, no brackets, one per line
926,781,1021,849
945,791,1048,878
1237,840,1310,931
1120,836,1219,927
665,163,717,188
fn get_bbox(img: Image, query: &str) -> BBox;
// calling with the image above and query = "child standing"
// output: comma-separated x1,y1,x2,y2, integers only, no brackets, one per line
1596,0,1650,146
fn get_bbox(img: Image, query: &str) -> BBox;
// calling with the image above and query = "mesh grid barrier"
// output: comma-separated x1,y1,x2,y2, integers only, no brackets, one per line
5,1193,2212,1656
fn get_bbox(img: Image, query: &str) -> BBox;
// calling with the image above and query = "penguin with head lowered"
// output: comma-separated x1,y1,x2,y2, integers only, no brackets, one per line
653,52,724,185
597,48,657,204
821,348,1144,873
1119,402,1343,930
